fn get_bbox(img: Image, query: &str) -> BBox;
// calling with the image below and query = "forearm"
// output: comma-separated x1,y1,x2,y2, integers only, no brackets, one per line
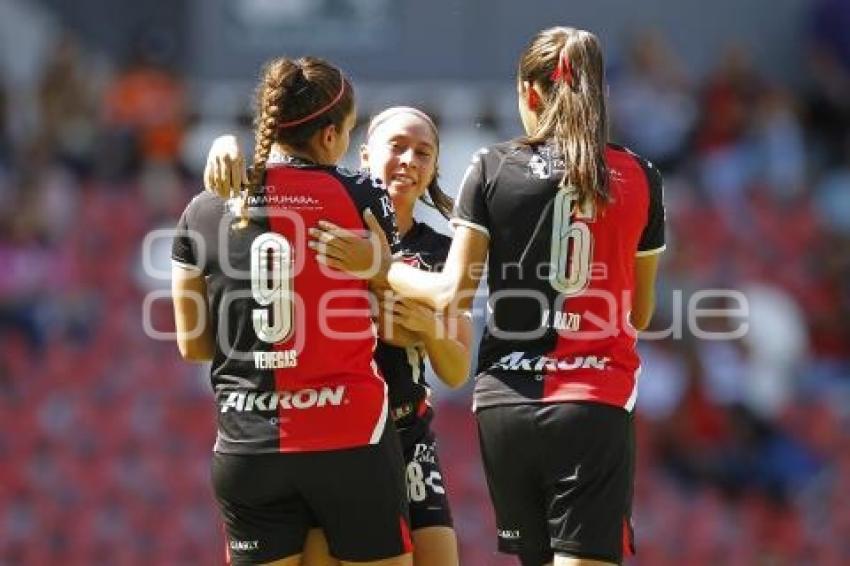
386,261,454,310
172,266,215,362
377,317,421,347
632,254,661,332
630,295,655,331
419,313,472,388
178,332,215,362
421,334,469,388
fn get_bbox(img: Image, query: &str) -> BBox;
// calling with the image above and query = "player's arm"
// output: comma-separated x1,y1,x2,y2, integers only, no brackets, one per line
386,226,488,312
632,158,666,331
310,173,402,292
374,291,421,347
632,254,660,331
171,205,214,361
311,148,490,310
172,265,215,361
386,148,491,311
204,134,247,196
311,219,488,312
418,308,472,388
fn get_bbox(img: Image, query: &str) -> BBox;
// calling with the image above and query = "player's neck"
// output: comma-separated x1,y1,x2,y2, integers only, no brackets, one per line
395,209,414,237
271,143,320,166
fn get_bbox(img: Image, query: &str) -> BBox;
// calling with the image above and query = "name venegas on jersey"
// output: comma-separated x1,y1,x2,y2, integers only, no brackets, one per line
220,385,346,413
253,350,298,369
492,352,611,372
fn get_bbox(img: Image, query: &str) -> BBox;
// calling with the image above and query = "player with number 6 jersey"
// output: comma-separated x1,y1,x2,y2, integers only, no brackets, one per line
455,140,664,412
310,27,665,566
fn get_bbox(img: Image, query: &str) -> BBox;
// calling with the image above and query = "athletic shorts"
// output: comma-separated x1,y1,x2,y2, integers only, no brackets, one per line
211,424,413,564
397,405,454,530
476,402,635,566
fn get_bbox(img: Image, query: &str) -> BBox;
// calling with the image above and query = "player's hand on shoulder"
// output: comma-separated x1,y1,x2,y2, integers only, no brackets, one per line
308,210,392,286
204,134,246,198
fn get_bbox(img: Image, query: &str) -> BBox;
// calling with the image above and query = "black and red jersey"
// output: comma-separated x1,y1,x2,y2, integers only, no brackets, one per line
172,156,400,453
452,141,665,412
374,221,451,424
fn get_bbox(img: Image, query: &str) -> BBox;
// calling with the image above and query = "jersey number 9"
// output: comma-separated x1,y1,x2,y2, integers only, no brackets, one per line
250,233,294,343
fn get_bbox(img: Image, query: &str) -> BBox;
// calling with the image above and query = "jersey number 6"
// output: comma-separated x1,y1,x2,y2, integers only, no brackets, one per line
549,188,594,296
250,233,294,343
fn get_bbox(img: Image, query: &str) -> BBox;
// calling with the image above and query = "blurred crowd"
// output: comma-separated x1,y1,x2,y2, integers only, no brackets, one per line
1,2,850,564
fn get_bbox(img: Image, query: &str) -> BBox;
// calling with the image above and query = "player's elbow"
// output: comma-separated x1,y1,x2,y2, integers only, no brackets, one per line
439,361,470,389
433,288,454,312
630,301,655,332
177,339,214,362
434,275,468,313
631,313,652,332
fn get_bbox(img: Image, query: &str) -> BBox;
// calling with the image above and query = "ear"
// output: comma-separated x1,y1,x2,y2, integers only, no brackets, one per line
320,123,338,148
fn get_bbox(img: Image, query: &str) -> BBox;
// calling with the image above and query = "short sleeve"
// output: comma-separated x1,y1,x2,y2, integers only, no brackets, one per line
450,149,490,238
637,161,666,256
171,206,201,271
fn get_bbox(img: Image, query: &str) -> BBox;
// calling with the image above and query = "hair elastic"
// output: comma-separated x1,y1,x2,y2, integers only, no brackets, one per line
550,46,574,87
278,69,347,129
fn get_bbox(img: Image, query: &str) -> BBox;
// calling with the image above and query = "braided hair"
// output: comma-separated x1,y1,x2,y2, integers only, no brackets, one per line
237,56,354,225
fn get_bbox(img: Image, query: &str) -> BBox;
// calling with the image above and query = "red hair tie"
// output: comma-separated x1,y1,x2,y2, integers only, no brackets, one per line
550,46,573,87
278,69,346,129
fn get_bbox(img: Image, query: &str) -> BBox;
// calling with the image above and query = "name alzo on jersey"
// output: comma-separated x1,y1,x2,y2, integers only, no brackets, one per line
540,309,582,331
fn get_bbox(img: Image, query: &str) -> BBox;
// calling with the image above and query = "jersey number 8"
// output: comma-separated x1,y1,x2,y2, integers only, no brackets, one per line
250,233,294,343
549,188,594,296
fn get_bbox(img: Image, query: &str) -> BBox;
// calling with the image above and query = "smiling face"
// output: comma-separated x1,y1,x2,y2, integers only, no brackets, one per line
361,111,438,213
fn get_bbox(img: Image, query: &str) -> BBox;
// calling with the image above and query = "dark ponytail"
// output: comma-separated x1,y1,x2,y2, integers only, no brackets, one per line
422,174,454,220
519,27,609,209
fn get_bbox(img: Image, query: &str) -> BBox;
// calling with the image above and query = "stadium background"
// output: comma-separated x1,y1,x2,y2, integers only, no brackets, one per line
1,0,849,563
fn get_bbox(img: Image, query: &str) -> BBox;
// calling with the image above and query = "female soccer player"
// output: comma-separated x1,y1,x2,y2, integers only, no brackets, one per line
311,27,665,566
171,57,413,566
204,106,471,566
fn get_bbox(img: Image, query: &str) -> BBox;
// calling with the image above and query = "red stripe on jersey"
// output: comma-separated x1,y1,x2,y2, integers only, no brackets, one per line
400,515,414,553
622,517,635,557
222,523,231,565
542,147,649,409
265,166,387,452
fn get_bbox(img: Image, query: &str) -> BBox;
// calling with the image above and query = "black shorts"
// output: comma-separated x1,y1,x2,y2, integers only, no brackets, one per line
397,406,454,530
476,402,635,566
211,424,412,565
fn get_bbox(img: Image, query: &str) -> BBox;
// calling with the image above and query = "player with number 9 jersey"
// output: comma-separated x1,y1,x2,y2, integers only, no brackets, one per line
171,57,413,566
172,155,400,454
